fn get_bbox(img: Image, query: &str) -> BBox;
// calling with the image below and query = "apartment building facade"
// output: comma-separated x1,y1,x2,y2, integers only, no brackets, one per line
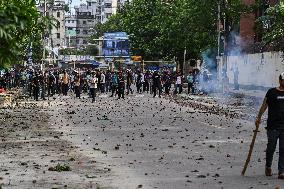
38,0,66,48
74,0,98,48
73,0,131,47
65,15,77,47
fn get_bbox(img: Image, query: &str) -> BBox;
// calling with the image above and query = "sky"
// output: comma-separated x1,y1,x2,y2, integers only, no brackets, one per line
70,0,85,7
67,0,85,14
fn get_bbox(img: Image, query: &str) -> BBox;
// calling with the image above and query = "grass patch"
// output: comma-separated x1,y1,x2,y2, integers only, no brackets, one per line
48,164,71,172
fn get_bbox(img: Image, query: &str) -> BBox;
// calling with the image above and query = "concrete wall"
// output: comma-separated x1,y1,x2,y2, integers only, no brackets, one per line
224,51,284,89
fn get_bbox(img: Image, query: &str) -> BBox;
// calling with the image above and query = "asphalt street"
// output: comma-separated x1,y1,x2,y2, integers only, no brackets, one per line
44,93,282,189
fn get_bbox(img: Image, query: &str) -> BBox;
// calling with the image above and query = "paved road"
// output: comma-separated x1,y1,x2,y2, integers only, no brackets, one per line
45,93,282,189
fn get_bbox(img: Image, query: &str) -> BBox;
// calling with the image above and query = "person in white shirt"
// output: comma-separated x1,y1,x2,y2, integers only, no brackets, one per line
100,72,106,93
174,72,183,94
89,73,98,103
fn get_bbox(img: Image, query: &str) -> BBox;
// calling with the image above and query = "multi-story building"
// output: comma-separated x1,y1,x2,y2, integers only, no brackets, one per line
65,15,77,47
100,0,116,23
239,0,280,51
74,0,98,48
64,0,131,48
38,0,66,48
100,0,130,23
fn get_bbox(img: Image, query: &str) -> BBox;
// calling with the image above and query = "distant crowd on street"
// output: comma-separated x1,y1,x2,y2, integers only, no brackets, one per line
0,67,215,102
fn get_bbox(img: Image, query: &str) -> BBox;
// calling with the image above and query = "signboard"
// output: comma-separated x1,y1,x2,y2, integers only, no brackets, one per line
103,32,130,56
131,56,142,62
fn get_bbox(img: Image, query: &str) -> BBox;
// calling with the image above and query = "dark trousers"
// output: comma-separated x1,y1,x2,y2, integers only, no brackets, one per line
100,83,105,93
28,83,33,97
48,84,55,97
174,84,182,94
126,84,133,94
144,81,149,92
136,83,142,93
111,85,117,97
164,83,171,94
41,85,46,99
105,82,111,92
62,84,68,95
153,84,161,97
118,84,125,99
74,86,80,98
33,86,39,101
90,88,96,102
188,83,194,94
266,129,284,174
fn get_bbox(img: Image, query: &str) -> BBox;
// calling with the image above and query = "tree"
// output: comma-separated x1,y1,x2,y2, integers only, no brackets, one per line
92,0,247,63
257,1,284,51
0,0,46,67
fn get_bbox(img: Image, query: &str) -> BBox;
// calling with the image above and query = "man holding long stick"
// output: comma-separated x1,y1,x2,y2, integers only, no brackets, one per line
256,72,284,179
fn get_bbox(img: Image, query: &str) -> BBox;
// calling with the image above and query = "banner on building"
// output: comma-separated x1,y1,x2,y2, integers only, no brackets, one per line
103,32,130,57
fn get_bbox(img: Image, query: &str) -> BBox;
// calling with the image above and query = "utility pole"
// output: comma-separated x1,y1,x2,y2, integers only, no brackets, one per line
183,47,186,69
42,0,47,71
217,1,221,56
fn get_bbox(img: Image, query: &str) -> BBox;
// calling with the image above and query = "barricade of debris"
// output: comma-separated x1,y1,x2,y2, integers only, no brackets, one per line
0,88,25,108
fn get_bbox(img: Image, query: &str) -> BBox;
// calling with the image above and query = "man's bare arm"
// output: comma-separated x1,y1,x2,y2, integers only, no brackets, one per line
256,97,268,125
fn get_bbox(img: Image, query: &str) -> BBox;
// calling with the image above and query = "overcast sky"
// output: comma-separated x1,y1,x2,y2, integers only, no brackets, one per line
71,0,85,6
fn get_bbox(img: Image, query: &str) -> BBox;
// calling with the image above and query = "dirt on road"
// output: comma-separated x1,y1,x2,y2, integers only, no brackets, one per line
0,101,109,189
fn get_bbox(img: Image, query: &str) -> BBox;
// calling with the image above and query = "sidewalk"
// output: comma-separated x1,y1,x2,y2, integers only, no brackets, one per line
228,87,266,99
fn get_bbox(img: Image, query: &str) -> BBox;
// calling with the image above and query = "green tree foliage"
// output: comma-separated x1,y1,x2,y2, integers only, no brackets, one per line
0,0,46,67
93,0,246,61
257,0,284,51
59,46,99,56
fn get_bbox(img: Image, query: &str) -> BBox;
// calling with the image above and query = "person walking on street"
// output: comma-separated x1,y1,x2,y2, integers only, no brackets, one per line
187,71,194,94
74,72,81,99
89,73,98,103
117,72,125,99
105,70,111,92
152,71,162,98
39,71,46,100
174,72,183,94
136,71,142,93
47,71,55,97
163,71,171,95
32,72,40,101
110,71,118,97
126,70,133,95
100,71,106,93
62,70,69,96
256,72,284,179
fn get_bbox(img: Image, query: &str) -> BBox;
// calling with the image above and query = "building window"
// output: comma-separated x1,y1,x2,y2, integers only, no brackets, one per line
76,30,80,34
72,20,75,23
57,21,60,29
105,3,112,8
83,30,88,35
57,33,60,38
46,12,49,17
106,13,112,18
83,21,86,24
88,2,91,6
57,12,60,18
83,40,87,44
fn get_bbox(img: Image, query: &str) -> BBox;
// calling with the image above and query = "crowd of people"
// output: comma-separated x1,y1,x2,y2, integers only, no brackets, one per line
0,68,214,102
